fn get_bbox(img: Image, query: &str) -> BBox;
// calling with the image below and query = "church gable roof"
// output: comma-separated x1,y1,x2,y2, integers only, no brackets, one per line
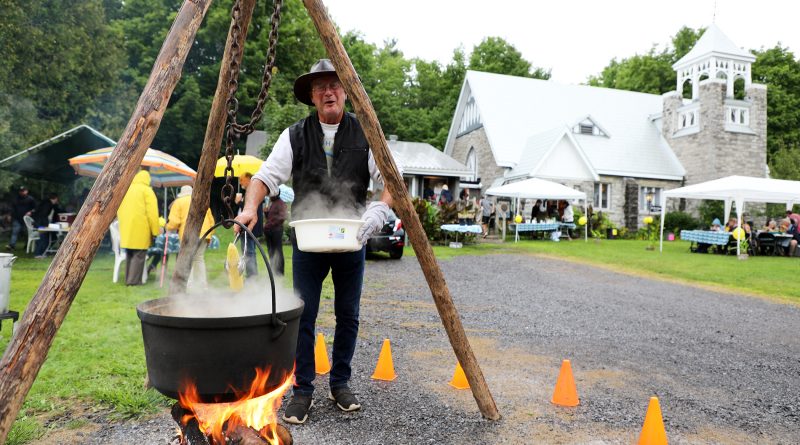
673,24,755,69
507,126,599,182
388,139,470,176
446,70,685,180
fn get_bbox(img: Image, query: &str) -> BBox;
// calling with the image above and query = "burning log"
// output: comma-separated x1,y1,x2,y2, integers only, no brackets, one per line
171,404,292,445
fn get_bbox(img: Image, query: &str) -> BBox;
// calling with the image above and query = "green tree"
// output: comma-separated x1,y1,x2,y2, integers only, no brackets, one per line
752,45,800,161
587,26,703,94
0,0,126,145
768,145,800,180
469,37,550,79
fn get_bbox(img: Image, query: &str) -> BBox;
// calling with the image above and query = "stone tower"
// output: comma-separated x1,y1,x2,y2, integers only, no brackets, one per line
662,24,767,187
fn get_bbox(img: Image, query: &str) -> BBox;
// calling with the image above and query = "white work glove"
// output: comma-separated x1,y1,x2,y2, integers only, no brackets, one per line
357,201,391,245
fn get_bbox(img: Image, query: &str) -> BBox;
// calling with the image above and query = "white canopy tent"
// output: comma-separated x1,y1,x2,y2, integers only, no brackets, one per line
659,175,800,254
486,177,588,241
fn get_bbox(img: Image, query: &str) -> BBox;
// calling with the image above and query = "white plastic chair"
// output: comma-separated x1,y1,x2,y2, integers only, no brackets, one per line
110,220,147,284
23,215,40,254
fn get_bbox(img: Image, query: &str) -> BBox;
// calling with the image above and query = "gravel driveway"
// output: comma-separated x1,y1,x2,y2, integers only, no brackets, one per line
66,252,800,444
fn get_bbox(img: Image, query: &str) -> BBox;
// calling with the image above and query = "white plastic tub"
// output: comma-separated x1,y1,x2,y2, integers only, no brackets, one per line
289,219,365,253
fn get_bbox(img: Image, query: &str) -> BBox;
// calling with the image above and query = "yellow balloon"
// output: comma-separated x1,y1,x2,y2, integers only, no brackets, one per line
514,214,523,223
643,216,653,225
578,216,587,226
732,227,745,240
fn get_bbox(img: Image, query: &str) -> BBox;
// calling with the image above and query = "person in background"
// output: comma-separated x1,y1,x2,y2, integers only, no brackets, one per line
783,217,799,257
762,219,777,232
117,170,160,285
480,195,494,238
724,217,737,232
33,193,62,258
561,201,575,238
6,186,36,251
710,218,722,231
422,186,434,203
236,172,263,278
457,188,475,225
438,184,453,205
530,199,543,223
263,194,287,276
166,185,215,289
235,59,393,424
786,210,800,228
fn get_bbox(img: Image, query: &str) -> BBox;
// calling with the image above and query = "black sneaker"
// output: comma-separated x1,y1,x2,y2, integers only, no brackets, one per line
328,385,361,412
282,393,313,425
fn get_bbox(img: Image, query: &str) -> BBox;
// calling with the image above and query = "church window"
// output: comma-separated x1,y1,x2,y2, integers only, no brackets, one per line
465,147,478,181
639,186,662,212
579,124,594,135
593,183,611,210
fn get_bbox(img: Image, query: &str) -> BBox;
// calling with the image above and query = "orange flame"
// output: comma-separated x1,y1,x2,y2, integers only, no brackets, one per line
178,367,294,445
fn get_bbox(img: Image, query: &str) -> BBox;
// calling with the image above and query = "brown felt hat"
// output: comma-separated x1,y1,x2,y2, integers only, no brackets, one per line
293,59,339,106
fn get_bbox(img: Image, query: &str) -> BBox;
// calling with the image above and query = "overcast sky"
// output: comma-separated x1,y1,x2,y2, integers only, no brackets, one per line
322,0,799,85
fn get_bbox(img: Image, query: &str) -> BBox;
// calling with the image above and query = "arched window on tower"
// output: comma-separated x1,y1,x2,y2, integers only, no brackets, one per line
733,77,746,100
681,79,692,100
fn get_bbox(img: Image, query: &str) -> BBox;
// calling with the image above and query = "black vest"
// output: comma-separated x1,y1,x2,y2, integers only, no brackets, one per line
289,112,371,218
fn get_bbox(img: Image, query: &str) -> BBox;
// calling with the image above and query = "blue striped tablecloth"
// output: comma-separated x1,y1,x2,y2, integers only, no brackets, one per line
441,224,483,234
515,223,563,232
680,230,731,245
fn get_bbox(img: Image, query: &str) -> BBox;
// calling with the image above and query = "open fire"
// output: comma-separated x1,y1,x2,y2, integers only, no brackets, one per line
174,367,294,445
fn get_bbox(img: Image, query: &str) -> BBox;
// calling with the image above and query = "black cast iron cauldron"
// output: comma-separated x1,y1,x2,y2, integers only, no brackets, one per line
137,219,304,402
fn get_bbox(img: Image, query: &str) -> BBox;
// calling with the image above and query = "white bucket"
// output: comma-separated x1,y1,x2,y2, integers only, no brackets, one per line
0,253,16,314
289,219,365,253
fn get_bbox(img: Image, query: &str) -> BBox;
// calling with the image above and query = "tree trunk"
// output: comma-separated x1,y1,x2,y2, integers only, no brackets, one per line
302,0,500,421
0,1,213,441
170,0,257,294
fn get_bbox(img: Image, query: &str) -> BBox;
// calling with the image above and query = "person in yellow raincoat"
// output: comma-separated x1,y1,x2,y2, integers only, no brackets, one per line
117,170,160,285
166,185,215,289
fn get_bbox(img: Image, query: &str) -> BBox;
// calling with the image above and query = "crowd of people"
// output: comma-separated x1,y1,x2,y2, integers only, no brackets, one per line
698,210,800,256
111,169,289,287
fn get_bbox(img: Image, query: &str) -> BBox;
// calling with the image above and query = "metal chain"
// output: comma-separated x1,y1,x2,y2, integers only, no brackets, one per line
221,0,283,226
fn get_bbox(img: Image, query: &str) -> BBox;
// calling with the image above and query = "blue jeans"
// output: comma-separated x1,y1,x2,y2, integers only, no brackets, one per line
291,236,365,396
9,219,24,248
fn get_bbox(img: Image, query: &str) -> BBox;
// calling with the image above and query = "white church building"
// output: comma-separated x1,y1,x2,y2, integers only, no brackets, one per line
443,24,767,229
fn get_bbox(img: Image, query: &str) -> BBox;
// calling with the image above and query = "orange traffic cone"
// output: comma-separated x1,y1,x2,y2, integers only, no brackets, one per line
448,362,470,389
371,338,397,381
638,396,668,445
551,359,579,407
314,332,331,375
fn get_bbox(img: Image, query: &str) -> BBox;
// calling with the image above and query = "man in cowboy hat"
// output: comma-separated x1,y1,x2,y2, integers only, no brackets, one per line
235,59,394,424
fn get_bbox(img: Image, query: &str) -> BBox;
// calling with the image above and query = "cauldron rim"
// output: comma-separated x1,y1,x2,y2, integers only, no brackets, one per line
137,296,303,329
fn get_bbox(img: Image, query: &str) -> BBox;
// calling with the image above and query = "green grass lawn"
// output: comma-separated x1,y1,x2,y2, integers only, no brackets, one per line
1,231,797,443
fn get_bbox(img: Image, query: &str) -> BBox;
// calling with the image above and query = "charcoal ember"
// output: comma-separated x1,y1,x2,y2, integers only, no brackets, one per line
227,424,292,445
171,403,211,445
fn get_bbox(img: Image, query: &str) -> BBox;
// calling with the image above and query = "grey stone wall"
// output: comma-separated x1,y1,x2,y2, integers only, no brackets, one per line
451,127,507,195
663,79,767,187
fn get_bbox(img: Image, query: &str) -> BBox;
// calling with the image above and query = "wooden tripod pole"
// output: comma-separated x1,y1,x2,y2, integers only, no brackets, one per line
0,0,212,441
171,0,256,294
303,0,500,420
